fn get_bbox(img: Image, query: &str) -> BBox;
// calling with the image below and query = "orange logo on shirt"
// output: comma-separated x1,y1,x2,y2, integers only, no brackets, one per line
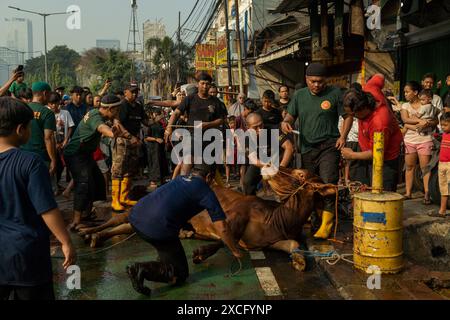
321,100,331,110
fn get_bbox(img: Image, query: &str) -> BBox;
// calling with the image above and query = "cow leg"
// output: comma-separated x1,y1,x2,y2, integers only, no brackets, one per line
78,212,129,236
269,240,306,272
90,223,133,248
192,242,224,264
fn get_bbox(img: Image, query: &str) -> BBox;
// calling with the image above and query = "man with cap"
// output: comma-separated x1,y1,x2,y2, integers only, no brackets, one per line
64,94,135,230
55,86,65,98
21,81,57,176
65,86,89,130
126,163,242,296
110,84,149,212
281,62,353,240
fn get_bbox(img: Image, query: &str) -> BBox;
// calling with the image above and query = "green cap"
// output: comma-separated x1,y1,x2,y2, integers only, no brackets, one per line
31,81,52,92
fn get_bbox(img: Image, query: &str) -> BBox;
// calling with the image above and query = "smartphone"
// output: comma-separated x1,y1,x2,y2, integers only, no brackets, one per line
16,65,24,72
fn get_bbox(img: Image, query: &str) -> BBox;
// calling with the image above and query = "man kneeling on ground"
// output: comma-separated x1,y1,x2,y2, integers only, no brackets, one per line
126,163,242,296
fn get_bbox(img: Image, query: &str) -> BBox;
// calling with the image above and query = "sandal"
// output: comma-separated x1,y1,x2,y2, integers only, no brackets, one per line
403,194,412,200
423,193,431,205
427,211,449,218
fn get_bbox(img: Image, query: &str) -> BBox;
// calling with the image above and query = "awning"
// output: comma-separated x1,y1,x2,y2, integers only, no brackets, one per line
256,41,301,66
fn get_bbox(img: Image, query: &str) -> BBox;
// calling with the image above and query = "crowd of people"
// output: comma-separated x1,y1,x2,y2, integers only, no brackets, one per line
1,62,450,299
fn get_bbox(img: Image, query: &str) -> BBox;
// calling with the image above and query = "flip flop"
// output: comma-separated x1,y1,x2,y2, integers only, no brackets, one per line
427,212,449,218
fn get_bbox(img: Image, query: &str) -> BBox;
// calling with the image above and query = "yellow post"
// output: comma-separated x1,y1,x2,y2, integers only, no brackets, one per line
372,132,384,194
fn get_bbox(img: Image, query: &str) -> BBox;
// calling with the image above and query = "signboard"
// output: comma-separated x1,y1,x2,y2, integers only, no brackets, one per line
195,44,216,71
216,33,228,66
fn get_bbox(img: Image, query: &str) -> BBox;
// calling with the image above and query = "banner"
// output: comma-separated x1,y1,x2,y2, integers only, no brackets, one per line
195,44,216,71
216,33,228,66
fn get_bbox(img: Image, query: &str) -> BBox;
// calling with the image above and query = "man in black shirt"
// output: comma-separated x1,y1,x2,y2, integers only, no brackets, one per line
255,90,282,130
278,85,291,109
111,84,149,212
165,72,226,175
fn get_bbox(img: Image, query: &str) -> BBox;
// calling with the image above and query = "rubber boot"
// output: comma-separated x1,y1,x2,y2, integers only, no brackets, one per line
313,210,334,239
126,261,176,296
111,179,126,212
120,177,138,206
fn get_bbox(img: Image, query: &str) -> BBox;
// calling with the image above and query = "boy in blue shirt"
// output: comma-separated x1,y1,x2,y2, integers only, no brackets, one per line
0,97,76,300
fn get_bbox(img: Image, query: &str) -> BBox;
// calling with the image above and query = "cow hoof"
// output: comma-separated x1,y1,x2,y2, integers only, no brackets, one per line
179,230,194,239
192,249,204,264
291,253,306,272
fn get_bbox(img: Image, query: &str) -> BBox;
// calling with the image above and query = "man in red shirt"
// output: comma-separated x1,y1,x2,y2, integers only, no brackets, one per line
341,74,403,191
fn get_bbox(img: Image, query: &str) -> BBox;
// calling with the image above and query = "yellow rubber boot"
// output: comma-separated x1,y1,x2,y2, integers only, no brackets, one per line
111,179,126,212
313,210,334,239
120,177,138,206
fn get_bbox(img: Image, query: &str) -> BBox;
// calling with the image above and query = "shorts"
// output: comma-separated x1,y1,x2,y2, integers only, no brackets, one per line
111,137,140,178
438,161,450,196
404,141,433,156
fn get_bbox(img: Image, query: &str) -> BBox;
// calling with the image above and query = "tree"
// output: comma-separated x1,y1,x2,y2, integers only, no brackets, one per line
146,36,195,95
24,45,80,89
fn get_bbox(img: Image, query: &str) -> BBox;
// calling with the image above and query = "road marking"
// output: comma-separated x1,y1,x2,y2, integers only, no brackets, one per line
249,251,266,260
255,267,282,296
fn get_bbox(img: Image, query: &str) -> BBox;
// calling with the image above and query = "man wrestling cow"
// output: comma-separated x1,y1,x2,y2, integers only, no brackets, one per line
77,162,336,296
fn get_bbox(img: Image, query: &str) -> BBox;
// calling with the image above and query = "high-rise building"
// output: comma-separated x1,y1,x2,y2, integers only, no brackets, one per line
143,20,166,61
3,18,34,64
96,39,121,50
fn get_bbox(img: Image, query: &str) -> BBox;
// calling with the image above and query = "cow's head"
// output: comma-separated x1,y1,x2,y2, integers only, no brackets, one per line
264,167,336,201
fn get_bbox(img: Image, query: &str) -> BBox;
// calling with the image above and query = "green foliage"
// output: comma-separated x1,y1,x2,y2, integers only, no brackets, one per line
24,45,80,89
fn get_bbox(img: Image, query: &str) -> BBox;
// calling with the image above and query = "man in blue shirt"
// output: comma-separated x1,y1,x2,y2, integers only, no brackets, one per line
0,97,76,300
64,86,89,130
127,164,242,296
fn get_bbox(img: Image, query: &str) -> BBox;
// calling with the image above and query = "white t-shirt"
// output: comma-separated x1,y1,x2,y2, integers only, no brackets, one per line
339,116,359,143
54,109,75,143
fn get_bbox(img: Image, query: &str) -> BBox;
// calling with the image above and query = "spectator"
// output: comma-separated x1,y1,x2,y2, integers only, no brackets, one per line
0,96,76,300
436,112,450,217
17,88,33,103
65,86,89,129
8,67,27,98
278,85,291,108
421,73,443,111
228,93,246,117
145,108,166,191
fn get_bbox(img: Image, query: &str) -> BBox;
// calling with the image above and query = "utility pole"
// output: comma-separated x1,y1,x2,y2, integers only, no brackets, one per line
234,0,244,94
177,11,181,82
224,0,233,97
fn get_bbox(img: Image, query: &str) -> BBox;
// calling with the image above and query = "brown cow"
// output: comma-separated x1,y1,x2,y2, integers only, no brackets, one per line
78,168,336,271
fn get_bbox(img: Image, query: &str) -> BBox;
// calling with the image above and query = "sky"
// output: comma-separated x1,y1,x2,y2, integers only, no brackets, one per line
0,0,198,54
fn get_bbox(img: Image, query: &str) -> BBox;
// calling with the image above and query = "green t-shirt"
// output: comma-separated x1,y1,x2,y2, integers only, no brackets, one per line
21,102,56,161
9,81,28,97
287,86,344,154
64,109,105,156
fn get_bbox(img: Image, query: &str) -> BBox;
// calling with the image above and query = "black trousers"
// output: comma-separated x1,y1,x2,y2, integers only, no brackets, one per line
357,157,400,192
65,153,106,211
146,142,162,183
0,282,54,300
133,226,189,284
243,165,261,195
301,139,340,212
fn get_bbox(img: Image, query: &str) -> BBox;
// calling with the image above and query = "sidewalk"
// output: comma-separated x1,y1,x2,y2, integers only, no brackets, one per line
305,189,450,300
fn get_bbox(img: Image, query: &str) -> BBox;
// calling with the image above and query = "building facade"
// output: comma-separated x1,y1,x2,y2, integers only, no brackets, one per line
96,39,121,50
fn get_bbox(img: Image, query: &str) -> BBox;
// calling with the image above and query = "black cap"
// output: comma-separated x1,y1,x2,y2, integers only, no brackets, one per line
125,84,139,92
55,86,65,91
70,86,84,94
100,94,122,108
305,63,327,77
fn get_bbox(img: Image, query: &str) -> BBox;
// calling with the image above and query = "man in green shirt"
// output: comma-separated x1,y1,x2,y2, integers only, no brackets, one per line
9,68,27,98
64,94,135,230
21,82,57,176
281,63,353,239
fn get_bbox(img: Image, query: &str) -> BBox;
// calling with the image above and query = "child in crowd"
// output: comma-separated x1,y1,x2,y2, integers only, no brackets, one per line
145,108,166,191
404,89,439,136
437,112,450,217
47,92,75,195
0,96,76,300
225,116,237,187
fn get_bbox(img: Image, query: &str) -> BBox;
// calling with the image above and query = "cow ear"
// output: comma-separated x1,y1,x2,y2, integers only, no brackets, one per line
315,185,337,197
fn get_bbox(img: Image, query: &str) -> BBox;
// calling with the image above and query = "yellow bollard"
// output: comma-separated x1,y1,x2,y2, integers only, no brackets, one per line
353,132,404,274
372,132,384,193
